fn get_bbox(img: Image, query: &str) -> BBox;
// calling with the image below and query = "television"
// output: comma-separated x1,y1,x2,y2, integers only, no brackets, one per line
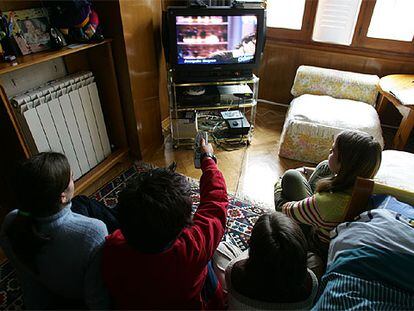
164,7,266,82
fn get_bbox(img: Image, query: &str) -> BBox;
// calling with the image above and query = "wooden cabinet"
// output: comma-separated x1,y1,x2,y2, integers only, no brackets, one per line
0,40,130,211
0,0,167,212
95,0,164,159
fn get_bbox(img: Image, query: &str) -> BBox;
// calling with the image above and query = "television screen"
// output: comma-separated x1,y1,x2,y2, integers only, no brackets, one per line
176,15,258,65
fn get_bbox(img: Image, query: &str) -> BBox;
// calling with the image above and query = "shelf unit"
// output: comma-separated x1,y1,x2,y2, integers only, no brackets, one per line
0,41,109,75
0,39,130,198
168,72,259,148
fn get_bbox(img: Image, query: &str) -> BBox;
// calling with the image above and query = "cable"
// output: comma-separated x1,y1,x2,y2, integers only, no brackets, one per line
234,143,248,195
196,106,249,151
257,99,289,108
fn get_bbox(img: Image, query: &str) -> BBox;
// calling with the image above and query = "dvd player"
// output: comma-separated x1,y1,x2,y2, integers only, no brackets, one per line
217,85,253,104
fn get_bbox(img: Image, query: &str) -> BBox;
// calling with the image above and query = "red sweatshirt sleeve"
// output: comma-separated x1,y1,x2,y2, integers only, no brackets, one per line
180,158,228,268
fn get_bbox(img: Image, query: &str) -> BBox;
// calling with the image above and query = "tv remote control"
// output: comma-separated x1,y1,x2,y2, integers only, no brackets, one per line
194,131,208,169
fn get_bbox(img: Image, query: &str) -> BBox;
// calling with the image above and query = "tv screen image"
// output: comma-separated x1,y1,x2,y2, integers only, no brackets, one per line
176,15,258,65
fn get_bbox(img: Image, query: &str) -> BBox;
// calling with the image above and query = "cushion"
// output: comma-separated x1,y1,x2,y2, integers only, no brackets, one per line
315,209,414,310
375,150,414,192
291,65,379,106
278,94,384,163
372,194,414,219
373,182,414,207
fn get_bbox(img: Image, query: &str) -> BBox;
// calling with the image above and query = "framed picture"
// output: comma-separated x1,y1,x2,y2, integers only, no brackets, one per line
6,8,51,55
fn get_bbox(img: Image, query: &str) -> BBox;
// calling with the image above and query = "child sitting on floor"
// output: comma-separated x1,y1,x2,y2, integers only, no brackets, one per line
0,152,112,309
222,212,318,310
102,139,229,309
274,130,382,258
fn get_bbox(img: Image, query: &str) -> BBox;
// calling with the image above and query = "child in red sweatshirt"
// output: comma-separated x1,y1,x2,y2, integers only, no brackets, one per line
102,139,228,309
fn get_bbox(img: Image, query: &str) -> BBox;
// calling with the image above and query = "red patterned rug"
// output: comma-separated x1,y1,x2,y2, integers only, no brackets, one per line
0,163,268,309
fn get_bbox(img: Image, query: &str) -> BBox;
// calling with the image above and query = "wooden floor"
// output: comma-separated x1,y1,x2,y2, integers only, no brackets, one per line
144,102,413,208
144,103,305,208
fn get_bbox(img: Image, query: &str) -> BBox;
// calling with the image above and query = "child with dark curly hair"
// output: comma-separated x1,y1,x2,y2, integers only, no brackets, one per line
102,139,228,309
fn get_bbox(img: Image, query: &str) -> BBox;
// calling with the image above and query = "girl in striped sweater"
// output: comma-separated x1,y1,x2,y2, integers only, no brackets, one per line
274,130,382,261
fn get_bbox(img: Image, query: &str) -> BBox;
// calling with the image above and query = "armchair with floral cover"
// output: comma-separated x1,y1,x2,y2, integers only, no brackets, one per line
279,65,384,163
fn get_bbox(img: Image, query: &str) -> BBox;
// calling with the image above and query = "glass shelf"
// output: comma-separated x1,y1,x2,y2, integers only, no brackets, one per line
168,72,259,148
173,75,258,87
174,100,257,112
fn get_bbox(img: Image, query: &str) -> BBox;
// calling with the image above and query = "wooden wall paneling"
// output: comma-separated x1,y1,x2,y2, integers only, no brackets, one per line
94,0,142,158
139,96,164,151
154,0,170,123
259,41,414,108
162,0,187,9
159,0,191,123
118,0,163,158
159,2,170,123
258,44,300,104
159,52,169,122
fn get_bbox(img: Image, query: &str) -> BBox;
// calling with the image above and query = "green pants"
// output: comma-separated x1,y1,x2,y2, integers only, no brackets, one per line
274,160,333,211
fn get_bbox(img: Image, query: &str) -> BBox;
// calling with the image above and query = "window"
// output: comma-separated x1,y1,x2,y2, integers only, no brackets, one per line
266,0,316,41
266,0,306,30
265,0,414,55
354,0,414,53
312,0,362,45
367,0,414,42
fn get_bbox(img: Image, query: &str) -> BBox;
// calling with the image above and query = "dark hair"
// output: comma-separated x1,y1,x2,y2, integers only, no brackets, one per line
233,212,308,301
317,130,382,192
117,167,193,252
7,152,71,269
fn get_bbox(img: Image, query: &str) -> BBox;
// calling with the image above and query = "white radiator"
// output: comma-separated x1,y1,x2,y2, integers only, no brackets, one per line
12,72,111,180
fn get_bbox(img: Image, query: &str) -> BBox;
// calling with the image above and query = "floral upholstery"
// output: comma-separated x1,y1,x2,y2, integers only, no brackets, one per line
291,66,379,107
279,65,383,164
279,121,343,164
